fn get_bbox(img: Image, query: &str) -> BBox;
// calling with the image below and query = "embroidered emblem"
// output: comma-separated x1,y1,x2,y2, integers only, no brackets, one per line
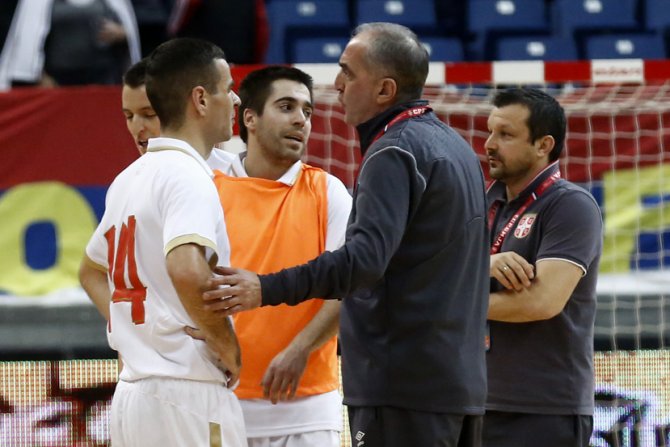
514,214,536,238
355,431,366,446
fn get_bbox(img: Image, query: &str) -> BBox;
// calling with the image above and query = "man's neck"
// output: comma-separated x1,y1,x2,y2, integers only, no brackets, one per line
505,163,550,201
161,129,212,160
244,149,292,181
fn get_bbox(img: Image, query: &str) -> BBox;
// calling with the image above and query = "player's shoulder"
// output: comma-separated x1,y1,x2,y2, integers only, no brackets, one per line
141,152,216,199
300,162,324,173
300,163,336,179
324,173,352,207
325,172,349,192
300,164,345,187
107,156,144,189
296,162,325,183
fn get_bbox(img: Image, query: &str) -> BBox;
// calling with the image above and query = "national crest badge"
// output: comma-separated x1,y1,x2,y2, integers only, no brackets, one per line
514,214,536,238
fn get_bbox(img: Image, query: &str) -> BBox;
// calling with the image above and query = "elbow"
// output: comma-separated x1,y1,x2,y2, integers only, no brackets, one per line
525,299,564,321
77,261,86,288
78,258,99,290
343,234,390,288
351,263,385,289
169,266,208,296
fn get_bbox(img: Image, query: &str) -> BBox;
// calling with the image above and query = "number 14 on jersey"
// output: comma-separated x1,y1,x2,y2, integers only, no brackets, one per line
104,216,147,324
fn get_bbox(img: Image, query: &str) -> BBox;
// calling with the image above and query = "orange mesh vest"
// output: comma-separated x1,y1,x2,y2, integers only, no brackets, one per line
213,164,339,399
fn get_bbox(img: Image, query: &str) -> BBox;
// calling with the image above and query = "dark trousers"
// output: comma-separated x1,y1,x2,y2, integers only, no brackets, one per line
482,411,593,447
348,405,482,447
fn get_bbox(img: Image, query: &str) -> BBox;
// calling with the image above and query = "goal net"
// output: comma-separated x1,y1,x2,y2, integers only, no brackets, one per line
301,60,670,446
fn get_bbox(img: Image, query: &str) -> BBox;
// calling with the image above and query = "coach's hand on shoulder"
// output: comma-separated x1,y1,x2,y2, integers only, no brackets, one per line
203,266,262,315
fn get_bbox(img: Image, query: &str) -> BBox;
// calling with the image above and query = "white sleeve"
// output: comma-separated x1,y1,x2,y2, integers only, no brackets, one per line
160,167,227,264
325,173,352,252
85,223,110,270
85,182,118,269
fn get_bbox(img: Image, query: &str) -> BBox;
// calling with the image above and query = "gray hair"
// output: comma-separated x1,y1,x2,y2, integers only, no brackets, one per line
353,22,429,103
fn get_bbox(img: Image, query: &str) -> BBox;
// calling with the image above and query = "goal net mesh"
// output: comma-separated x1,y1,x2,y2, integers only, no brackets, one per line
306,82,670,446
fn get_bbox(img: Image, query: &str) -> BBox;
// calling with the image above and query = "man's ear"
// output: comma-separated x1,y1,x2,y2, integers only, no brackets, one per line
536,135,555,159
243,108,256,132
190,86,207,117
376,77,397,106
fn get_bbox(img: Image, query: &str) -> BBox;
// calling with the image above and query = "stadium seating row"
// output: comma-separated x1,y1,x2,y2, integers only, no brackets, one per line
263,0,670,63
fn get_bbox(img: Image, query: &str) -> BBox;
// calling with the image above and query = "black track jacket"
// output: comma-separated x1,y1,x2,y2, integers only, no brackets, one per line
260,100,489,414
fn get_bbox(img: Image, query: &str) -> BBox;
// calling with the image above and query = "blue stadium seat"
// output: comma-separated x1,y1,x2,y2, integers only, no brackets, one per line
468,0,548,34
420,37,464,62
584,33,666,59
264,0,350,63
552,0,639,37
292,36,349,63
355,0,438,32
645,0,670,33
496,36,578,61
467,0,549,60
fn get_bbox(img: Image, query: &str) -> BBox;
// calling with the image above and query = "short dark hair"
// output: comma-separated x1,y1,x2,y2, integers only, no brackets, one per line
122,58,149,88
353,22,429,103
492,88,566,162
237,66,313,143
145,38,225,129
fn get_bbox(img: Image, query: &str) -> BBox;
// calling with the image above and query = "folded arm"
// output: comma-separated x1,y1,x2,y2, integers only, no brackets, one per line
490,251,535,292
488,258,583,322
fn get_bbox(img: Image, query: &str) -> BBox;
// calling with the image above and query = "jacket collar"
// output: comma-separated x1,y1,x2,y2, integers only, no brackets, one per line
356,99,429,155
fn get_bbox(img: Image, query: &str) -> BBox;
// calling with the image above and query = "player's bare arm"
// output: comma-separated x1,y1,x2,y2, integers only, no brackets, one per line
202,266,262,315
490,252,535,292
79,255,112,321
78,257,126,374
488,258,583,322
167,243,241,382
262,300,340,404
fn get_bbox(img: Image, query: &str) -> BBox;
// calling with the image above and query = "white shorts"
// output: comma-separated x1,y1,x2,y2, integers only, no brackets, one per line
247,430,340,447
111,377,247,447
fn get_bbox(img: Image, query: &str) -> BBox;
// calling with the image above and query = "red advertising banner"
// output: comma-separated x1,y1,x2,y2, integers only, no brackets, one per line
0,86,136,298
0,86,136,189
